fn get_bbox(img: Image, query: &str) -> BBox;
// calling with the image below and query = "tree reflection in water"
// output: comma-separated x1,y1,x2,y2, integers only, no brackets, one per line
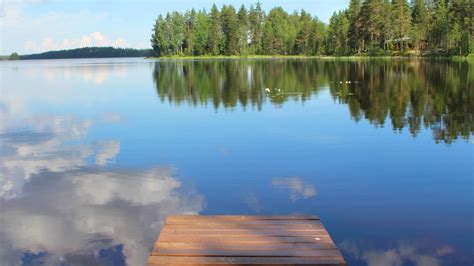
153,60,472,144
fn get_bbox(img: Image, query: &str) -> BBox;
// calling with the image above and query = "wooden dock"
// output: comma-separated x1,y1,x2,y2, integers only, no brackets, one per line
148,215,346,265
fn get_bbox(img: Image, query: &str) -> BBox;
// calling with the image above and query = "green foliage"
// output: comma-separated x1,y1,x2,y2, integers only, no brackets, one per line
262,7,290,54
237,5,249,55
326,11,349,55
9,52,20,60
248,2,264,54
391,0,411,51
347,0,361,53
430,0,449,49
221,5,239,55
411,0,428,50
150,1,474,57
193,10,209,55
208,4,223,55
150,2,324,56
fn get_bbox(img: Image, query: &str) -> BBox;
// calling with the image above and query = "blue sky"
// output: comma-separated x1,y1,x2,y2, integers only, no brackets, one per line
0,0,349,55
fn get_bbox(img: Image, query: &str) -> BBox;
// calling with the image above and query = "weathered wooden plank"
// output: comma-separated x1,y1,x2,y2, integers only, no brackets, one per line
162,228,327,234
154,242,337,251
147,256,346,265
167,215,320,222
165,220,323,226
157,234,334,243
159,232,330,238
164,223,324,230
153,248,342,257
161,228,329,236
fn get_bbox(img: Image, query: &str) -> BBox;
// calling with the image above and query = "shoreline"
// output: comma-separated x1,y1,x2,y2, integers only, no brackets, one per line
149,54,473,61
2,54,471,62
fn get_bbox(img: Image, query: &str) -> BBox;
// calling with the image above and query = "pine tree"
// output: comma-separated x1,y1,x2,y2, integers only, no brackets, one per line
208,4,222,55
221,5,239,55
449,0,472,54
248,1,264,54
391,0,412,52
429,0,449,50
193,10,209,55
184,9,197,55
309,19,326,55
326,11,349,55
287,11,301,54
359,0,386,53
263,7,290,54
237,5,249,55
295,10,313,54
169,11,185,55
151,15,168,56
411,0,428,51
347,0,361,53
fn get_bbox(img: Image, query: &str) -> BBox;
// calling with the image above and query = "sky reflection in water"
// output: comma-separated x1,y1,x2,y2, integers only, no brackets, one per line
0,58,472,265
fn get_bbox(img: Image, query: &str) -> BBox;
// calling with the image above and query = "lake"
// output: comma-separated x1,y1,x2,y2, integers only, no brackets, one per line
0,58,472,266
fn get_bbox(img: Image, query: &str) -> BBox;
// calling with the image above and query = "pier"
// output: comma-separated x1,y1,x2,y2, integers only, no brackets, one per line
148,215,346,265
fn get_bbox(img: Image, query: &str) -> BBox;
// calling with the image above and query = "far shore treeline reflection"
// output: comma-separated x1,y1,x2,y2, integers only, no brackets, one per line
153,60,472,144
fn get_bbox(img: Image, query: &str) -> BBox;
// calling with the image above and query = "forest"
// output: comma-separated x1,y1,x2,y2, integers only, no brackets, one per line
151,0,473,57
20,47,153,60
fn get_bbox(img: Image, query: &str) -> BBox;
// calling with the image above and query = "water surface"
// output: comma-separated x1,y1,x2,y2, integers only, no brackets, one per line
0,58,472,265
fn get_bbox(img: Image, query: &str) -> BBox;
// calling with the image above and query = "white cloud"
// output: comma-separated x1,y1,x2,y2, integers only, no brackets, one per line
22,32,130,53
91,31,108,46
272,177,317,202
113,37,128,47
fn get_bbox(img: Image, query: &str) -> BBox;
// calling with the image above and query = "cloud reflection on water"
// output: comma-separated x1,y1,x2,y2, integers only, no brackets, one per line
0,105,204,265
339,240,457,266
272,177,317,202
0,166,204,265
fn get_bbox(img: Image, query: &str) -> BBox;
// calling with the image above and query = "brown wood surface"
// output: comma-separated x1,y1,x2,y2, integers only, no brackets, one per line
148,256,346,265
154,242,337,250
147,215,346,265
164,224,323,230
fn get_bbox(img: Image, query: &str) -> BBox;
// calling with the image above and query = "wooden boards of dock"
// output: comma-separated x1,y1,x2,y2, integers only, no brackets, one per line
148,215,346,265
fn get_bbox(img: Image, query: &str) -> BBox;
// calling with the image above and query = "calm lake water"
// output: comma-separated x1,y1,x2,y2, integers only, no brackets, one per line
0,58,472,266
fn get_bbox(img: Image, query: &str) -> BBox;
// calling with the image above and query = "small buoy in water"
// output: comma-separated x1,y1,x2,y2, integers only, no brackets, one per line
339,81,343,84
265,88,270,92
348,81,352,84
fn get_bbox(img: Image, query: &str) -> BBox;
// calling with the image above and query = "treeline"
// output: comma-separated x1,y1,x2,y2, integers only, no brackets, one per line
20,47,154,60
151,2,326,56
151,1,473,57
328,0,472,55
